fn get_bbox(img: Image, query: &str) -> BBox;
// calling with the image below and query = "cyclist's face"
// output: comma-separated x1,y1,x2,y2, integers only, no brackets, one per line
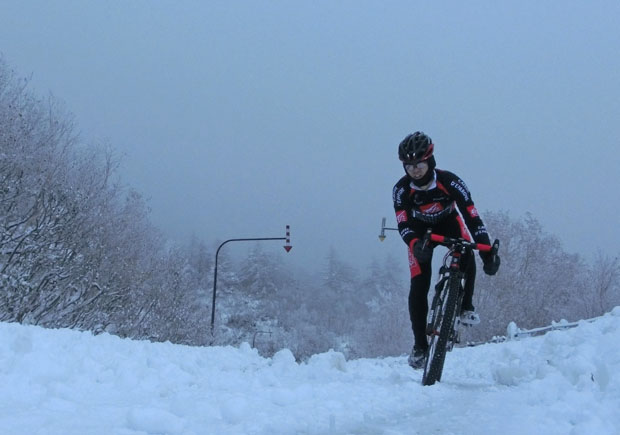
405,161,429,179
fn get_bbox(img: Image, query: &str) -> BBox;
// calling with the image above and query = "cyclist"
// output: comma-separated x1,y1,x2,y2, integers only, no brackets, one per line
392,131,500,369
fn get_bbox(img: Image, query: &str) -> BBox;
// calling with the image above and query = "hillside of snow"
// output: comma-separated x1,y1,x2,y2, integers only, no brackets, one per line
1,308,619,435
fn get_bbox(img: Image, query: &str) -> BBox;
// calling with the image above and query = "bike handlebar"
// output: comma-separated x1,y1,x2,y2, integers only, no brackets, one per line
427,232,499,255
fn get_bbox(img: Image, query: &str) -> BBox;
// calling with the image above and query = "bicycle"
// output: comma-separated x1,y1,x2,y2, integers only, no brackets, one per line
421,230,500,386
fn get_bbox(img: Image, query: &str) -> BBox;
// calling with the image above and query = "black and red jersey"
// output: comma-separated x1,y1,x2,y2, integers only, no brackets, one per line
392,169,491,250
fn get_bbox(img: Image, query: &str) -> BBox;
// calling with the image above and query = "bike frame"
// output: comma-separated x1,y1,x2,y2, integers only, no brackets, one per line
421,232,498,386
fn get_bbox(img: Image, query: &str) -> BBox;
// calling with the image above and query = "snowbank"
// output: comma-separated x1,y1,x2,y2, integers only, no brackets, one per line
0,309,619,434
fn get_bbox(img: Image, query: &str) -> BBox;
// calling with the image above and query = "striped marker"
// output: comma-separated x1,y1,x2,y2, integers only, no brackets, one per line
284,225,292,252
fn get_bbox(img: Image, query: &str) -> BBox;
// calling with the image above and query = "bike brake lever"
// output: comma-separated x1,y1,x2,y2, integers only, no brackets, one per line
491,239,500,256
423,228,433,249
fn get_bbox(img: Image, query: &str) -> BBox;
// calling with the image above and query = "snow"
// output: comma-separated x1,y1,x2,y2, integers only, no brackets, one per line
1,309,620,434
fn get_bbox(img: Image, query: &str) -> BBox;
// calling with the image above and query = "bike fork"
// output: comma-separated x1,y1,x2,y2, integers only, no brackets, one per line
448,286,466,349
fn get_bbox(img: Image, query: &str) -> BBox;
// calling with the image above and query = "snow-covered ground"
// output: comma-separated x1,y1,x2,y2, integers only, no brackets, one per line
1,309,619,435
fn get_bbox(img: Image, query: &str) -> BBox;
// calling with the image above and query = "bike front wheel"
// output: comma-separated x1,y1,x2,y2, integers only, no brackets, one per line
422,272,461,386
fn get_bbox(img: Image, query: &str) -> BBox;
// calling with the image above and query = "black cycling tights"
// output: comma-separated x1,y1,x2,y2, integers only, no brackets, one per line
408,250,476,350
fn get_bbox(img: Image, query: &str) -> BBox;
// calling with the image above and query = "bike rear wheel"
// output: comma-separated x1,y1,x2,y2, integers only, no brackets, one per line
422,273,461,386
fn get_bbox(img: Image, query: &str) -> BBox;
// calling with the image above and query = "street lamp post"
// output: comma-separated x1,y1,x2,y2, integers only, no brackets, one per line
210,225,292,332
378,217,398,241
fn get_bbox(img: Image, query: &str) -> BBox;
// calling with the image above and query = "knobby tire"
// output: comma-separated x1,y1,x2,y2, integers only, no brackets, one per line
422,272,461,386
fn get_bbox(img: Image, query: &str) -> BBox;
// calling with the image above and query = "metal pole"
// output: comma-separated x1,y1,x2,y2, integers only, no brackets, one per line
378,217,399,241
210,236,290,332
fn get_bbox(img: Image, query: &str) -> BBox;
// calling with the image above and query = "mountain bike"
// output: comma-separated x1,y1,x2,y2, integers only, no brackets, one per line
421,230,500,386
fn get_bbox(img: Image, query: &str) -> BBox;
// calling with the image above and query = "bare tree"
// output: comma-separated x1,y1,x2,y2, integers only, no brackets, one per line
467,211,591,342
586,251,620,316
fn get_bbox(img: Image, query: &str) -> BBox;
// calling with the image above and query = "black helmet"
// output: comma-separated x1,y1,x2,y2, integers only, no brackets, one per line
398,131,434,163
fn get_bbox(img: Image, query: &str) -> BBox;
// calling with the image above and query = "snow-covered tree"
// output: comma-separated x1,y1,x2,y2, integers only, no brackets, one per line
585,251,620,317
353,253,411,357
468,211,590,342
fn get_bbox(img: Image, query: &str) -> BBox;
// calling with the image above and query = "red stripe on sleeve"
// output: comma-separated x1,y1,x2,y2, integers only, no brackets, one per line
467,205,479,218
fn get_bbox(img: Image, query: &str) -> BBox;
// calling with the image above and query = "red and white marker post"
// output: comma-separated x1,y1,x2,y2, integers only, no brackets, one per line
283,225,292,252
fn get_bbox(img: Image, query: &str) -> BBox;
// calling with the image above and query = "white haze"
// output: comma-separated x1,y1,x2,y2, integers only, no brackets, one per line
1,2,619,270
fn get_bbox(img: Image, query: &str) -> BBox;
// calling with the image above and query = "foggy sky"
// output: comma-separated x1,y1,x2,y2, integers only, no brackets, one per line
2,1,619,272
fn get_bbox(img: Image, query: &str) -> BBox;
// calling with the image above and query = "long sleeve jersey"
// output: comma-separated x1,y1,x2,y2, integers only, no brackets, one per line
392,169,491,250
